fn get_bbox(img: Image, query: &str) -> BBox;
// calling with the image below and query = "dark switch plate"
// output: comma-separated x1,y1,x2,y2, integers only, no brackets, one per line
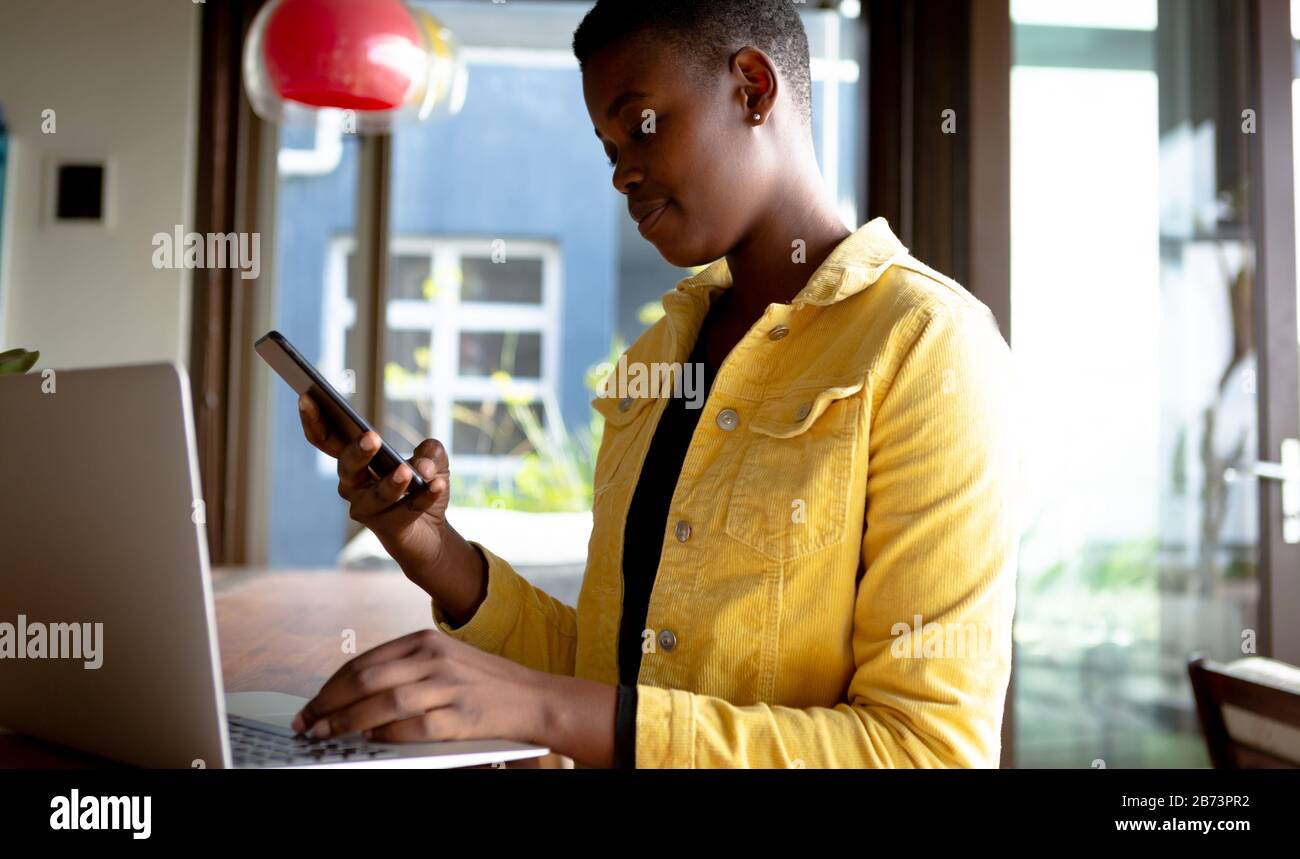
55,163,105,221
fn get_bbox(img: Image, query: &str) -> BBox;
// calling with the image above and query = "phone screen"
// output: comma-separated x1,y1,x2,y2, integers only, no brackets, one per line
254,330,428,495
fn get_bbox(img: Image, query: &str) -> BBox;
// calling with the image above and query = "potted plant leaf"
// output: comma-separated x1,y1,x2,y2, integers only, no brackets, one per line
0,348,38,375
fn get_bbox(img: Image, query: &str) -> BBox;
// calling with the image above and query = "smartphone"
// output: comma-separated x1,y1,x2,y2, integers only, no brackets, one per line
254,330,429,495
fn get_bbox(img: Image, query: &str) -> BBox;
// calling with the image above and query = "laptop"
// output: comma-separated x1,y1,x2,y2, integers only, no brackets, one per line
0,362,549,768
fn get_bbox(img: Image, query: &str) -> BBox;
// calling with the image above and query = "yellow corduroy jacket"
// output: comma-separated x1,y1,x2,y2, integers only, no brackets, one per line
431,217,1019,768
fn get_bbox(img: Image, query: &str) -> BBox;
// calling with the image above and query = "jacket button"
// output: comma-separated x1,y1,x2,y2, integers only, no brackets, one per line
658,629,678,651
716,408,739,431
768,325,790,341
795,402,812,421
618,396,634,412
675,520,692,542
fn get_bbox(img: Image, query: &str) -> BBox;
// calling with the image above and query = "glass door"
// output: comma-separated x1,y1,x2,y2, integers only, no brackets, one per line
1009,0,1300,767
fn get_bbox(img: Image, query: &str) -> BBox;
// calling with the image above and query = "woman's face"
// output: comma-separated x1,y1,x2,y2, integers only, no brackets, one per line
582,36,771,268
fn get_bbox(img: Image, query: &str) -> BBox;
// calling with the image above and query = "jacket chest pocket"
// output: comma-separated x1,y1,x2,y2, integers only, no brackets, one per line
723,382,863,561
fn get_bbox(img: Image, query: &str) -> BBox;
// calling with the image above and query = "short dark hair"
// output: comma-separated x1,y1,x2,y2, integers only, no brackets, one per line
572,0,813,127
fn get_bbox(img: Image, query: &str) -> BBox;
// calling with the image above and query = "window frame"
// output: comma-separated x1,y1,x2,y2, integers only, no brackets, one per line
322,235,563,481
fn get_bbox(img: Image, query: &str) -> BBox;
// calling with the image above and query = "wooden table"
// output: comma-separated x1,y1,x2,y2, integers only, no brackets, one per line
0,568,570,768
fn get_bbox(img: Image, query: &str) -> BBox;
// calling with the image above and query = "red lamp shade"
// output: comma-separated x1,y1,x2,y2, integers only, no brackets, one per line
243,0,467,132
264,0,421,111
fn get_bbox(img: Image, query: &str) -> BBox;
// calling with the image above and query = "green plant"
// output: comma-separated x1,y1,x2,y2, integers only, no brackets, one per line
1020,514,1156,596
1079,538,1157,591
452,337,627,512
0,348,38,375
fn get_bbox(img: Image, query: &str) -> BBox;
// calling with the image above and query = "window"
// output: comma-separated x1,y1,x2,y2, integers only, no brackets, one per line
323,237,561,485
1010,0,1260,767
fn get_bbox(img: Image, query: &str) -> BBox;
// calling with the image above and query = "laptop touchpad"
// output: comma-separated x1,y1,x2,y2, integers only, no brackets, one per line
225,691,309,732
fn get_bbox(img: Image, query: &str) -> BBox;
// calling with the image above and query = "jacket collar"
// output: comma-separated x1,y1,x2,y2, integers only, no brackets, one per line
667,217,909,313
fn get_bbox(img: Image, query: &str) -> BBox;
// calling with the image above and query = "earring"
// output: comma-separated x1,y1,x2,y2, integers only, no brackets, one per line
752,113,762,122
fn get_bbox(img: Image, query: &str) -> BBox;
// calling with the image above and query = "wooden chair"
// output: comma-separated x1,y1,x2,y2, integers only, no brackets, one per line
1188,655,1300,768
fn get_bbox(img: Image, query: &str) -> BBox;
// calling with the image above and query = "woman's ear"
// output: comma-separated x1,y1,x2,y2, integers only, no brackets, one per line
730,46,780,124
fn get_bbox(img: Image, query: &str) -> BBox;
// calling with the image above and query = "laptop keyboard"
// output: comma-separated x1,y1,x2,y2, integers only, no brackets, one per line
228,714,403,767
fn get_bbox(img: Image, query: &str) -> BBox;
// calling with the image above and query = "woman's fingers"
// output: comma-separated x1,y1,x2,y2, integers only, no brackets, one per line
305,672,454,739
294,631,441,733
412,438,450,476
395,441,450,515
320,679,457,740
298,395,344,457
337,432,382,492
404,464,447,516
348,461,415,518
334,436,448,526
345,458,444,534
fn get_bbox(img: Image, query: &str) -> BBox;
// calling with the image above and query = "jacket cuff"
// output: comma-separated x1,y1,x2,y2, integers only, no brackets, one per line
430,540,523,655
633,685,696,768
614,685,639,769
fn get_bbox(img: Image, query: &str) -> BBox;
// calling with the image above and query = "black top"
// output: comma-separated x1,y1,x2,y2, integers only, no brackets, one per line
612,297,725,768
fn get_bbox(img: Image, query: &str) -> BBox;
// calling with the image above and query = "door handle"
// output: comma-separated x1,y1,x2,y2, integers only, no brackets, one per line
1225,438,1300,544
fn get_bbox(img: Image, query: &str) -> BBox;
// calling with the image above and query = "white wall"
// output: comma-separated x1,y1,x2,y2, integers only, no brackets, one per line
0,0,199,370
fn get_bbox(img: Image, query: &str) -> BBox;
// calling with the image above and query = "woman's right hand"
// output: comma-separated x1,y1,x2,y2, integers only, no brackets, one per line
296,393,451,574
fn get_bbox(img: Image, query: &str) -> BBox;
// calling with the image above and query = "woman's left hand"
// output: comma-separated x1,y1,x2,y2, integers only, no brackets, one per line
291,628,553,746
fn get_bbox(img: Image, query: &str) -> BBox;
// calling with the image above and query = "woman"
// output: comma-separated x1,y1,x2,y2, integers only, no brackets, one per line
290,0,1018,768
